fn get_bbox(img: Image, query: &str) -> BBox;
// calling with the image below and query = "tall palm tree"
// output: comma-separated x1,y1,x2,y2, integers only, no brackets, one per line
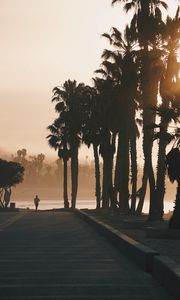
154,8,180,219
93,77,117,209
97,29,124,210
81,86,102,209
101,26,139,213
111,0,168,51
135,46,165,218
47,118,70,208
52,80,84,208
112,0,168,218
144,9,180,220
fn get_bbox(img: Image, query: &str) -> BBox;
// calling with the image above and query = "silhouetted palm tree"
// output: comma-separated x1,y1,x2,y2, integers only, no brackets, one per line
93,77,117,209
47,118,70,208
113,0,168,217
154,8,180,219
143,9,180,219
81,86,102,208
101,26,139,213
51,80,84,208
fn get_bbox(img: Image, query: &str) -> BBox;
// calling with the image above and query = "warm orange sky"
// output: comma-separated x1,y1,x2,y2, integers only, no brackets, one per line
0,0,178,160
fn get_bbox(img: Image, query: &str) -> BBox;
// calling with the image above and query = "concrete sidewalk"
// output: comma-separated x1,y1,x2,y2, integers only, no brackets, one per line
0,211,172,299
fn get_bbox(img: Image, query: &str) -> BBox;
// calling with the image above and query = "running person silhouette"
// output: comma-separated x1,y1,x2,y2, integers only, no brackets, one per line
34,195,40,210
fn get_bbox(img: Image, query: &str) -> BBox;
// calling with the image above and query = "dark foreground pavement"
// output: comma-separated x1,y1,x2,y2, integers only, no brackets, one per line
0,211,172,300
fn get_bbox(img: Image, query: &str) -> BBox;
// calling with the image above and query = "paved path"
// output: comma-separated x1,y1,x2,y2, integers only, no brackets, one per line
0,211,172,299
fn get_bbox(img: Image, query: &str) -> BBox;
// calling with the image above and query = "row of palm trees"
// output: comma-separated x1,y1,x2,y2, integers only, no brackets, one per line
47,0,180,222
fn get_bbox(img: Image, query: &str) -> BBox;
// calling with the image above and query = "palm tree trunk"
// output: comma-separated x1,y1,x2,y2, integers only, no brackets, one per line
130,133,137,214
109,133,116,209
136,128,156,218
114,133,121,205
114,131,129,212
0,188,4,208
138,49,162,218
169,181,180,229
71,148,78,209
101,131,115,209
147,87,162,220
118,153,129,213
142,115,156,220
136,172,148,215
102,157,110,209
136,117,156,217
63,159,69,208
148,160,156,219
155,57,173,219
154,121,168,220
118,130,130,213
93,143,101,209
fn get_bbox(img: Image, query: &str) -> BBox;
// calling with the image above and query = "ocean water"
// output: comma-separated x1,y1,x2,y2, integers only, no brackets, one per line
14,199,96,210
13,198,174,213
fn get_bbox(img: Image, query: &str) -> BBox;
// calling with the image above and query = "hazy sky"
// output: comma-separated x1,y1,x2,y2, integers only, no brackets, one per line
0,0,178,160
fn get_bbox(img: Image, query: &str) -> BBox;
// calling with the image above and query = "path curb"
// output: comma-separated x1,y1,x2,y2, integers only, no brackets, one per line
74,209,180,299
152,256,180,300
74,209,158,272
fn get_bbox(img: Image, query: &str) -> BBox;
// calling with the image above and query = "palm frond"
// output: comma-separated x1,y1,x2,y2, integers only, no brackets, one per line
111,0,120,6
52,96,59,102
52,87,61,94
113,41,124,48
124,2,136,12
155,7,162,21
159,1,168,10
55,102,65,113
46,135,58,150
101,60,116,75
175,6,180,19
153,132,174,143
101,49,115,60
124,25,134,44
52,89,66,100
54,118,62,127
111,27,122,43
102,33,113,44
47,124,59,135
94,68,107,77
153,106,180,123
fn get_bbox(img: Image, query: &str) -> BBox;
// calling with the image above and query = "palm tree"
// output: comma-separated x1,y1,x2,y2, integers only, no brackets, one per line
112,0,168,218
47,118,70,208
111,0,168,52
143,9,180,220
81,86,102,209
101,26,139,213
93,77,117,209
154,8,180,219
51,80,84,208
95,34,122,209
